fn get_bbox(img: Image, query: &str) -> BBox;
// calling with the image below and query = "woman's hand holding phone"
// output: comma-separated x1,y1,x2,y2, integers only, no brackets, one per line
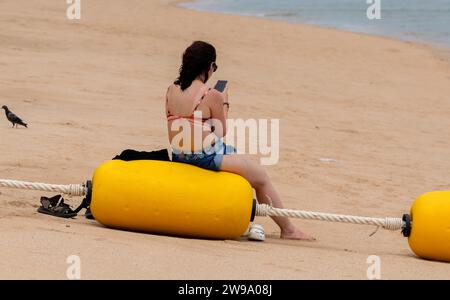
214,80,230,110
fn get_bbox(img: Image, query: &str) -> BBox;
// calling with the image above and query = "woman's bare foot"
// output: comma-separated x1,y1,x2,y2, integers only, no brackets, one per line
281,228,316,241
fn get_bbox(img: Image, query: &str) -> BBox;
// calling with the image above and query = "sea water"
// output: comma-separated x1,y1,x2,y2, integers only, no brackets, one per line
180,0,450,48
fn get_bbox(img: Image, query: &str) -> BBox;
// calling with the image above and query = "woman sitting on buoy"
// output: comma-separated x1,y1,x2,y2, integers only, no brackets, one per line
166,41,314,240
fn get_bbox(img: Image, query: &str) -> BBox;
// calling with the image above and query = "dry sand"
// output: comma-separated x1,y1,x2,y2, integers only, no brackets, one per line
1,0,450,279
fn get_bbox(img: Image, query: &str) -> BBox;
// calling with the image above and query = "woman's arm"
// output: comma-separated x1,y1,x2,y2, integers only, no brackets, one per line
165,85,173,116
208,90,228,138
222,83,230,120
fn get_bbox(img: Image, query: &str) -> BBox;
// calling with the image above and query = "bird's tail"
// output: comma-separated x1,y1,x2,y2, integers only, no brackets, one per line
18,121,27,128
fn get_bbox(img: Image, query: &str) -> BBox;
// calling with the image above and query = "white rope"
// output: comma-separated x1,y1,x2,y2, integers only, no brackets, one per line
0,178,404,231
0,179,86,196
256,204,404,231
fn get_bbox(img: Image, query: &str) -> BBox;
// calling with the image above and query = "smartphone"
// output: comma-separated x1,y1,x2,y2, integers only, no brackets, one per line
214,80,228,93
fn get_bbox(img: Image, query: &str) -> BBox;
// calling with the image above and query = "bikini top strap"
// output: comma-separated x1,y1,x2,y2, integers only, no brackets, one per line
192,87,211,112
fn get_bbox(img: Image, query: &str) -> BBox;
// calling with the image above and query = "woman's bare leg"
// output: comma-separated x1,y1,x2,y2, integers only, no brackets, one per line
220,155,315,240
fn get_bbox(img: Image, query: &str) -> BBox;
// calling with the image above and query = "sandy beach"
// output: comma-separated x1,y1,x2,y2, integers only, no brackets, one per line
1,0,450,279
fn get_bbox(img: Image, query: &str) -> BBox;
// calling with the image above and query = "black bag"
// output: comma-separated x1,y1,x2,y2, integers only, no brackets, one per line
112,149,170,162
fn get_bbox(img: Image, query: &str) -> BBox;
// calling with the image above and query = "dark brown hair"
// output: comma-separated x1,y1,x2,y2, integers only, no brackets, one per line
174,41,216,91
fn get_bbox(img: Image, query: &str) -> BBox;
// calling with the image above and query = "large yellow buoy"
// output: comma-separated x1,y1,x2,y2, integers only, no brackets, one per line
4,159,450,261
407,191,450,262
89,160,255,239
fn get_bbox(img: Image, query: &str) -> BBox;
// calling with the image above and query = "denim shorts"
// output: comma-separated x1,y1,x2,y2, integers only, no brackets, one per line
171,140,236,171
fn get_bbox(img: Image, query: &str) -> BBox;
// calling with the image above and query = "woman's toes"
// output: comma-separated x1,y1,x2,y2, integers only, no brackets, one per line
281,229,316,241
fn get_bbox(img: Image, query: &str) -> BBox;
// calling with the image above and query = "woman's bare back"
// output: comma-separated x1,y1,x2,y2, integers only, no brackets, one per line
166,81,214,152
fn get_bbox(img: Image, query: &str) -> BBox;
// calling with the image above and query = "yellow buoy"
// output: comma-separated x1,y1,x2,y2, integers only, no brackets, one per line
89,160,255,239
408,191,450,262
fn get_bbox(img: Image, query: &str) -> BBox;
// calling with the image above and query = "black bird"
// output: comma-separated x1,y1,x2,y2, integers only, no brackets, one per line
2,105,28,128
